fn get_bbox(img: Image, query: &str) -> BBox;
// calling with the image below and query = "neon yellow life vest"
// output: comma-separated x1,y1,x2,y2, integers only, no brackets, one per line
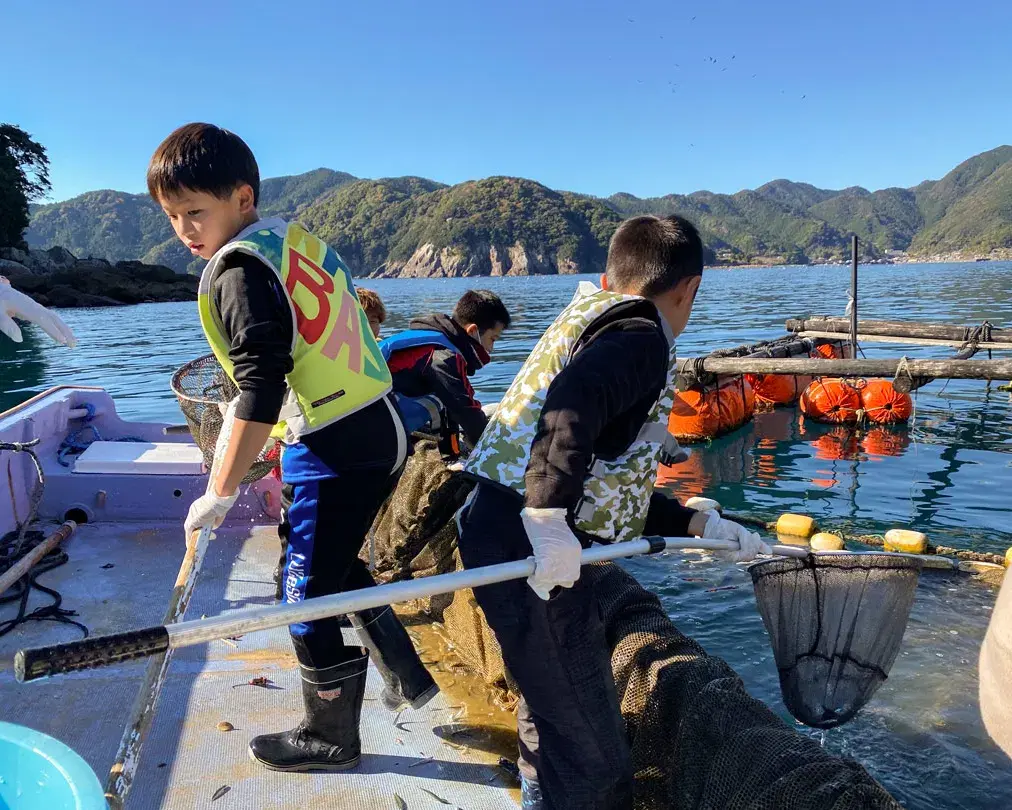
197,218,391,442
465,282,679,543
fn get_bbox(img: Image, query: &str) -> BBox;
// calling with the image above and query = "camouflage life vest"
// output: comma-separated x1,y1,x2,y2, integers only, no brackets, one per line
465,282,678,543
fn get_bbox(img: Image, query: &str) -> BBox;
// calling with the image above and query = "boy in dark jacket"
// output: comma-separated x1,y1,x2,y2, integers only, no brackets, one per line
459,215,770,809
382,290,510,453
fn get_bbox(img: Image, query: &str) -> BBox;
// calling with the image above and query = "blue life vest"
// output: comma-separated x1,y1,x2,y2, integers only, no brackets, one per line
379,330,462,434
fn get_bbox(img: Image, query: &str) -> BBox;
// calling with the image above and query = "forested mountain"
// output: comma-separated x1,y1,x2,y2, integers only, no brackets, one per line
26,147,1012,276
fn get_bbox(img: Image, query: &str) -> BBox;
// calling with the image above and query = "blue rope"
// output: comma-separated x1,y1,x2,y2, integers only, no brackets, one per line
57,403,147,467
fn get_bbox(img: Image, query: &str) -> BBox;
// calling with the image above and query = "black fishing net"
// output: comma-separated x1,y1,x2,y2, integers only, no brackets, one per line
590,562,900,810
170,354,280,483
366,437,474,587
749,554,922,730
368,447,903,808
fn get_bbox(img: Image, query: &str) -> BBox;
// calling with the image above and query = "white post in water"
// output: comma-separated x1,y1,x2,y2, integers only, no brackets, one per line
850,235,859,358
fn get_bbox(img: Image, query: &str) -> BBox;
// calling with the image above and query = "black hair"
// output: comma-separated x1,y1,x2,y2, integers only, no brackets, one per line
452,290,511,332
147,123,260,205
606,214,703,297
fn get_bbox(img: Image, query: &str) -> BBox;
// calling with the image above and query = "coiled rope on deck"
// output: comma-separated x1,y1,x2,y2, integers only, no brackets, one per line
1,438,87,639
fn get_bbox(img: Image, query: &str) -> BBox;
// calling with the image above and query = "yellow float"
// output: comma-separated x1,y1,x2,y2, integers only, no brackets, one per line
883,529,928,554
775,513,817,540
810,532,845,551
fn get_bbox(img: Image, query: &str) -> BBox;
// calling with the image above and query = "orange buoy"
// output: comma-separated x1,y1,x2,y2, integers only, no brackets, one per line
811,342,843,360
742,377,756,417
669,376,753,441
746,372,805,407
800,378,864,424
860,379,913,424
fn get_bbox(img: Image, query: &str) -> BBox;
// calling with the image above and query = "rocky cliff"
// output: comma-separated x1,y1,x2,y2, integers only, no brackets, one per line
0,245,196,308
370,240,580,278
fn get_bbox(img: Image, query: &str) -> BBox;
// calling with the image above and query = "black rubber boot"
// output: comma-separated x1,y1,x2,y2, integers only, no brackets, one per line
248,649,369,772
350,605,438,712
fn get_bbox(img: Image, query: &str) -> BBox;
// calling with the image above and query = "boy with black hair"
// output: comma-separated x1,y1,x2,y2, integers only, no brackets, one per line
149,122,436,774
381,289,510,454
458,215,770,809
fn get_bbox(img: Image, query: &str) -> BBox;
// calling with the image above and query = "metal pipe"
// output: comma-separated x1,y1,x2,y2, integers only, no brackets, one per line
16,537,810,682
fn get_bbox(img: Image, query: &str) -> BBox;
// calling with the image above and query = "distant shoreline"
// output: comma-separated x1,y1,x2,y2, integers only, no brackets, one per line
704,250,1012,270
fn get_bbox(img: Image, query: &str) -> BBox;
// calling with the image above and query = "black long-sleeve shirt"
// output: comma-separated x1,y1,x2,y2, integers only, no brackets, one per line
523,298,698,539
212,253,400,472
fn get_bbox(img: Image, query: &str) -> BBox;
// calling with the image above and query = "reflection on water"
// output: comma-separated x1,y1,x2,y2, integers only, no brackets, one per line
2,262,1011,807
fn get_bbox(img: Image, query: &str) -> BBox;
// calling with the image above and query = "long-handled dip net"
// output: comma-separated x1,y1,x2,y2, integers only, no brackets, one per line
170,354,281,483
749,553,923,729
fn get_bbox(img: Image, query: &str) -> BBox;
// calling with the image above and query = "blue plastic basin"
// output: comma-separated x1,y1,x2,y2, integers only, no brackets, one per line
0,722,107,809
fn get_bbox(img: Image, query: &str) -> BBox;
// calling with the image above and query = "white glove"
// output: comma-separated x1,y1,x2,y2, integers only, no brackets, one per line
0,280,77,347
184,490,239,536
700,510,771,562
481,402,499,418
520,507,583,600
186,397,238,536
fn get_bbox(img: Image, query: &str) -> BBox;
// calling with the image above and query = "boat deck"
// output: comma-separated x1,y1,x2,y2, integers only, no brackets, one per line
1,520,519,809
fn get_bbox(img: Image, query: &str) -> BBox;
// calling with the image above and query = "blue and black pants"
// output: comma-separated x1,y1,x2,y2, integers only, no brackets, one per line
279,467,400,669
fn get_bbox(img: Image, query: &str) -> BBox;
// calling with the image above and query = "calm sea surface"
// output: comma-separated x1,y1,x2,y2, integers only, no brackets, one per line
2,262,1011,808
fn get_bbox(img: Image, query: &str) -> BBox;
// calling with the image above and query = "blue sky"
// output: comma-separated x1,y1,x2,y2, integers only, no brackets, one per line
4,0,1011,202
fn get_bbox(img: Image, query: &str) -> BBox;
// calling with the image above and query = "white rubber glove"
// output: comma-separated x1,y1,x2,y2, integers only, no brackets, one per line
0,279,77,347
700,510,772,562
184,490,239,536
520,507,583,600
186,398,239,536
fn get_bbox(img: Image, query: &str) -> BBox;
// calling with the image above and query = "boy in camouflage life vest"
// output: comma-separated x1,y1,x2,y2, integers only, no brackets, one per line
457,215,769,810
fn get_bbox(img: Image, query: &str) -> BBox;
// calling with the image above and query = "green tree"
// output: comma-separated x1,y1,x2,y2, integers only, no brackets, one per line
0,124,51,248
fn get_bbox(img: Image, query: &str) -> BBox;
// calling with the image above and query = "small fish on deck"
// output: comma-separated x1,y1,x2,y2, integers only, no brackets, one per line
231,676,282,689
419,787,452,804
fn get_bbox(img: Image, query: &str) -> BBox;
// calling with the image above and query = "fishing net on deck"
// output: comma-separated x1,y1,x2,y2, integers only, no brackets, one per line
368,448,902,808
170,354,280,483
749,554,922,729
